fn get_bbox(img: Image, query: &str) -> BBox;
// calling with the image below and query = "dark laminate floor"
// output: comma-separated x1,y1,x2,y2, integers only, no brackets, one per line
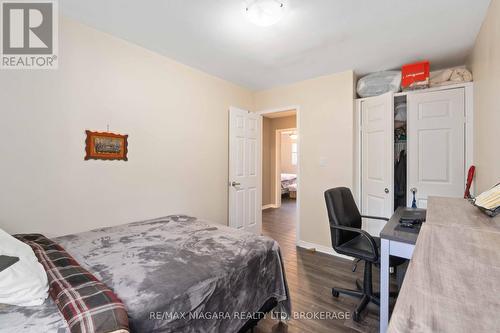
252,198,389,333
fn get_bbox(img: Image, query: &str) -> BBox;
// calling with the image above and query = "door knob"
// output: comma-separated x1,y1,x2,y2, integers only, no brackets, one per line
410,187,417,194
231,181,241,187
384,188,389,194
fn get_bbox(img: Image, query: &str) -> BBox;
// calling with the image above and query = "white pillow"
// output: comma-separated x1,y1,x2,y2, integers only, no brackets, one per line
0,228,49,306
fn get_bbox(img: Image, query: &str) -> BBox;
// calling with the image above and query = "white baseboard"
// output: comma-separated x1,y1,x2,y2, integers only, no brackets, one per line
296,240,353,261
262,204,279,210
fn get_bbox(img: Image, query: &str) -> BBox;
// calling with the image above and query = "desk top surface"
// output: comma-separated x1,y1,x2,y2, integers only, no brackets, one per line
424,196,500,231
388,197,500,333
380,207,420,244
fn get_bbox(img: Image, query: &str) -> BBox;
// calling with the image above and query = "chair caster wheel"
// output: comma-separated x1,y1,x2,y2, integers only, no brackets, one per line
331,289,339,297
353,311,360,322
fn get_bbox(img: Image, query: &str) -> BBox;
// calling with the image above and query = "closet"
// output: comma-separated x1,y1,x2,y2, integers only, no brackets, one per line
354,83,473,236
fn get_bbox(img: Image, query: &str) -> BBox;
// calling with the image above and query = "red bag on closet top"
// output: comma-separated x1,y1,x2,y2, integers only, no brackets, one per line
401,61,430,89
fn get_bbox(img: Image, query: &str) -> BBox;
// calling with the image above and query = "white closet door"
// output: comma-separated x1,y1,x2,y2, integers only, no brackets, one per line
407,89,465,208
361,93,394,235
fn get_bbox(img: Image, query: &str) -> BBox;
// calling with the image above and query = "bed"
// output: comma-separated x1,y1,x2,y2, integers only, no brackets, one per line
280,173,297,197
0,215,290,333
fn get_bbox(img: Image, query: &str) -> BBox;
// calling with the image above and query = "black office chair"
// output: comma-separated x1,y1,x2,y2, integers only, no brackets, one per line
324,187,403,322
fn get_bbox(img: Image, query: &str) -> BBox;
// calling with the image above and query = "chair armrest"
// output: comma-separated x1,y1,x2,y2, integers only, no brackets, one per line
329,224,379,258
361,215,389,222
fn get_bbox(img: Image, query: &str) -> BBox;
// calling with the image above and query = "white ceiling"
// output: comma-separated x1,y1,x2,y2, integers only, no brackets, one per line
61,0,491,90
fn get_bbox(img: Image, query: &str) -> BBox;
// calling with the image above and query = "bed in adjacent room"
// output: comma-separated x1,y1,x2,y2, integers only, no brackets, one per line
0,215,290,333
280,173,297,195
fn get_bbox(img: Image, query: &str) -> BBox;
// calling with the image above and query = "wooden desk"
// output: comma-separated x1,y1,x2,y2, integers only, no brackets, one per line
388,197,500,333
425,196,500,232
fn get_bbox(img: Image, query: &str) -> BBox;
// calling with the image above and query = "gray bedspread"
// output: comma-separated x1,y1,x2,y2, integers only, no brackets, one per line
0,215,290,333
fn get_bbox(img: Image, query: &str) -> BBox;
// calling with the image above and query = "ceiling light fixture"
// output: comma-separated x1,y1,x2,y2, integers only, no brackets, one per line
245,0,286,27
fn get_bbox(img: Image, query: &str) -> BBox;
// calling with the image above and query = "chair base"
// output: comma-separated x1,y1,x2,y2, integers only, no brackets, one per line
332,287,379,322
331,261,398,322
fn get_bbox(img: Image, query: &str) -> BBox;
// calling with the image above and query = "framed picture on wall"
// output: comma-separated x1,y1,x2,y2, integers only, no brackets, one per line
85,130,128,161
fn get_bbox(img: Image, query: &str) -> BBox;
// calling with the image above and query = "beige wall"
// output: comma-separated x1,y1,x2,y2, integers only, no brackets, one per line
262,115,296,206
467,0,500,193
0,18,253,236
255,71,355,248
0,16,355,251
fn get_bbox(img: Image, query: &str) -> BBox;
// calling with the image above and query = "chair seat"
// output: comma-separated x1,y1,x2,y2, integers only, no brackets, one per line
337,235,408,267
337,235,379,262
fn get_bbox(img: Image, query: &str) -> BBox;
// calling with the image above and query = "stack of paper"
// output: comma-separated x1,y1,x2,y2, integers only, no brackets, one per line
475,183,500,210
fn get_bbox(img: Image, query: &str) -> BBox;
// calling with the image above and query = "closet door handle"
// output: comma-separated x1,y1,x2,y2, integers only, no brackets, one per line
384,188,389,194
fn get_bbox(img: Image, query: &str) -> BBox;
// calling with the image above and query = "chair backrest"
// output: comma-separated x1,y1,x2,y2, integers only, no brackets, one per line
324,187,362,249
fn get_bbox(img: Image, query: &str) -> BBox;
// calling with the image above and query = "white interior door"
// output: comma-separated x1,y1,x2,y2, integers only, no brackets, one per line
407,89,465,208
361,93,394,235
229,107,262,234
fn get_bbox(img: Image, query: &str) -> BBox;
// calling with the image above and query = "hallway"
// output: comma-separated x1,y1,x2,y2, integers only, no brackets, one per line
254,199,380,333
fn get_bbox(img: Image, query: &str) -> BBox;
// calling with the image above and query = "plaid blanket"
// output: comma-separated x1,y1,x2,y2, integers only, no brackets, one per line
15,234,129,333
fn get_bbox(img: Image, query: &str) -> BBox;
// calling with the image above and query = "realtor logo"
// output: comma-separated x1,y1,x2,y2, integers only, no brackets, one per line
1,0,58,69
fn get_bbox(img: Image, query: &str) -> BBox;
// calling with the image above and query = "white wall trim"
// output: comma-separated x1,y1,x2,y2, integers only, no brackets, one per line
353,99,362,207
464,84,475,196
392,81,474,97
296,240,353,261
257,105,300,116
262,204,279,210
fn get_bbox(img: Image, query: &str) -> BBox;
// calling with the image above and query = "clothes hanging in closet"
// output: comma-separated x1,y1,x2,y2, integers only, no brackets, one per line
394,150,407,208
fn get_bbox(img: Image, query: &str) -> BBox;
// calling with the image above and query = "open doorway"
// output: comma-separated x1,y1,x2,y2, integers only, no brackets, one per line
275,128,298,205
259,107,299,244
